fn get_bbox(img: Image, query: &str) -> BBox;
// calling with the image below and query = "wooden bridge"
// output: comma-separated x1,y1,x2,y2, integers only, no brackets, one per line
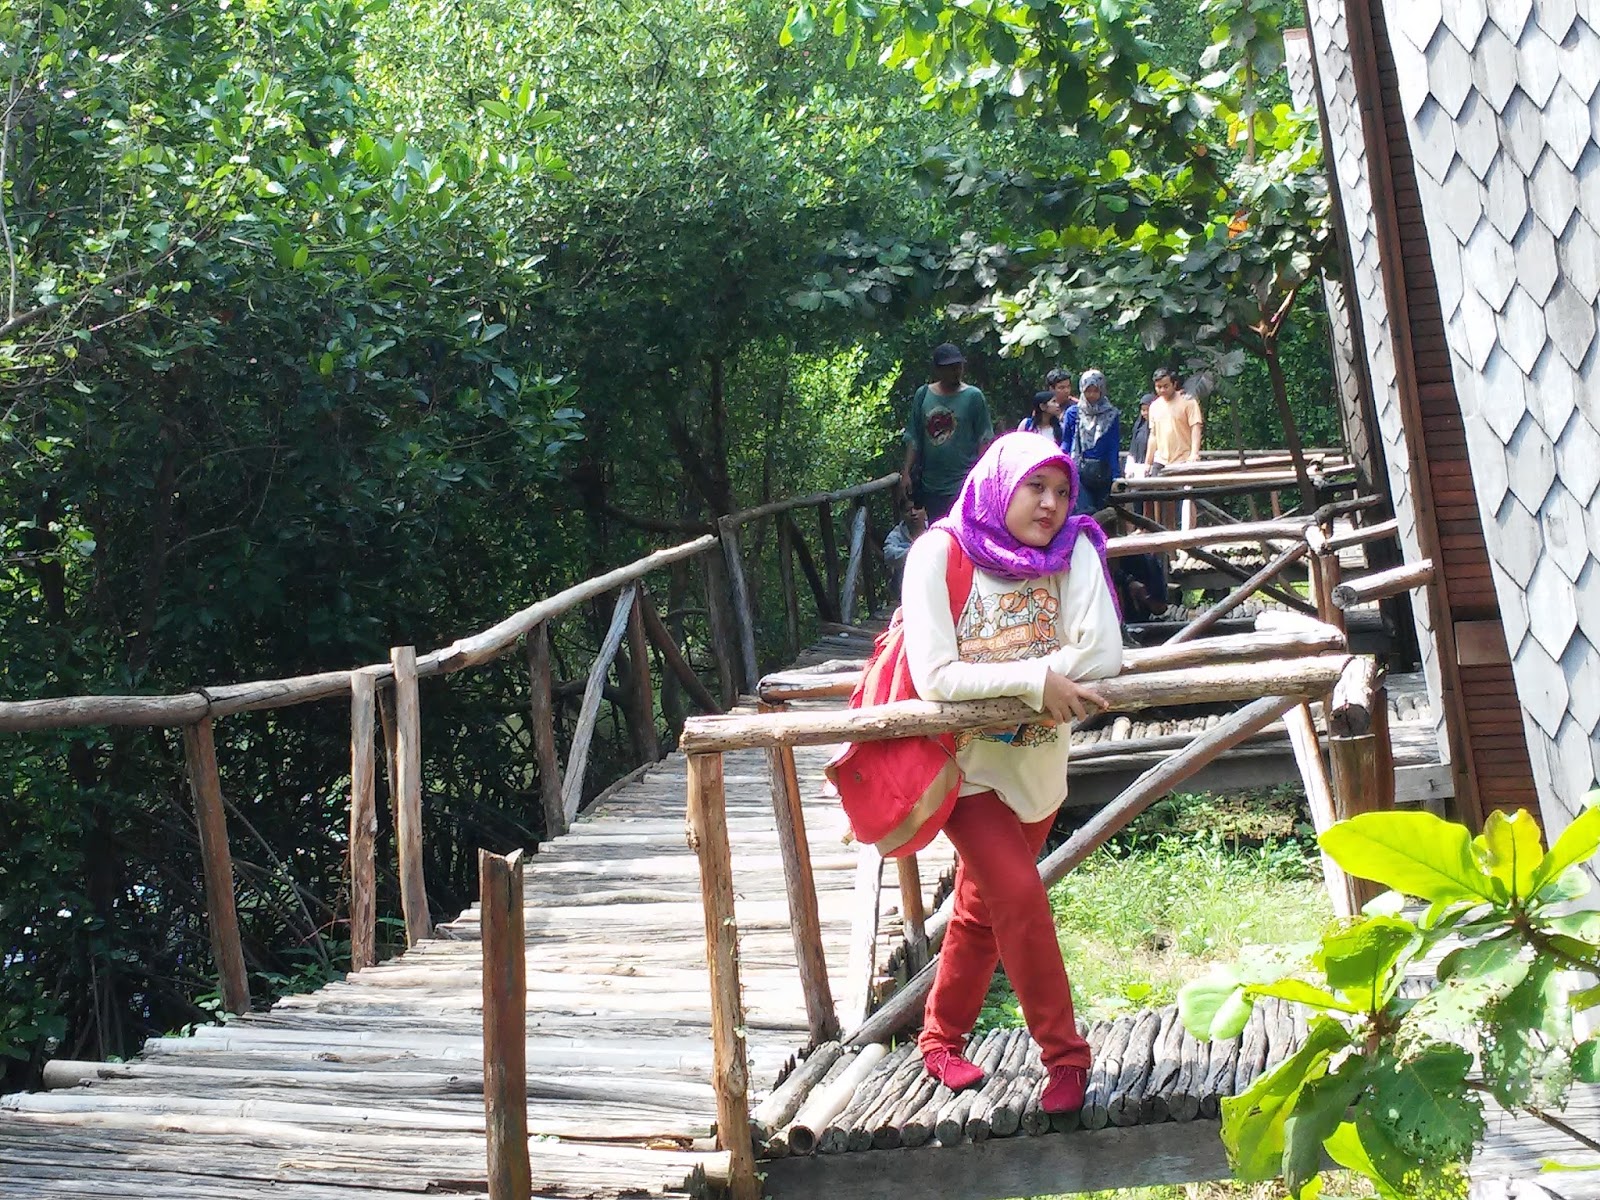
4,465,1591,1199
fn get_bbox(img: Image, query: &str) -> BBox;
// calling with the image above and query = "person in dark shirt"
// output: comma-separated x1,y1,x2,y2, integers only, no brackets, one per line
900,343,995,522
1128,393,1154,478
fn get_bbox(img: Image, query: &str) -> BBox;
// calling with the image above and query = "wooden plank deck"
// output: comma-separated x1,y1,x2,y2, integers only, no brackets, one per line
1,626,1588,1199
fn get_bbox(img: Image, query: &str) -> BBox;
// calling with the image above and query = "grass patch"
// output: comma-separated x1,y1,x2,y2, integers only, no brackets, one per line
979,788,1333,1028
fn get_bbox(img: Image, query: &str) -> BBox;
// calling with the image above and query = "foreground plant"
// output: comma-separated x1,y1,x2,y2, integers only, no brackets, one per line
1178,797,1600,1200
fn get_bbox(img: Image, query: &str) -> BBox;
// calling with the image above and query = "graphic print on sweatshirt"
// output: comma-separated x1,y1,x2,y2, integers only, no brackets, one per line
953,584,1060,749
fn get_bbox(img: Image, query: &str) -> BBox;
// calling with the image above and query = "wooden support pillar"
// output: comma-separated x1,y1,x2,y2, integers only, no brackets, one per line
777,515,800,659
685,752,758,1200
480,847,530,1200
718,520,761,696
1328,656,1393,913
562,587,637,824
844,843,884,1030
761,702,838,1043
1284,701,1357,918
182,718,251,1015
348,668,380,972
623,595,660,765
896,855,929,973
818,501,841,617
525,623,566,842
390,645,431,946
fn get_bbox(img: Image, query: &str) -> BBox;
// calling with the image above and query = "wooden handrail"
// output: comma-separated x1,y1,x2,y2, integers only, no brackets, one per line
1332,558,1434,609
719,473,900,529
755,622,1348,704
0,534,718,733
681,656,1350,753
1106,518,1313,558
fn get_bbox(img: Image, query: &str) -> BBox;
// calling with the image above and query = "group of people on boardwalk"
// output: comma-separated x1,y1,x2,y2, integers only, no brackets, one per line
866,342,1204,1118
895,342,1204,528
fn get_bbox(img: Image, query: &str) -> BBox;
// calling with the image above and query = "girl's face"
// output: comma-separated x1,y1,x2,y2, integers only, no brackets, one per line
1082,384,1102,404
1005,464,1074,547
1043,396,1062,418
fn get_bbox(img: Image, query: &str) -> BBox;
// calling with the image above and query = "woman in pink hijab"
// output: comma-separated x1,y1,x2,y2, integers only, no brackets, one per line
898,433,1123,1114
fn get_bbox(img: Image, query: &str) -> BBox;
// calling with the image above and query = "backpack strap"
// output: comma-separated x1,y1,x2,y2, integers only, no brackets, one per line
941,532,974,625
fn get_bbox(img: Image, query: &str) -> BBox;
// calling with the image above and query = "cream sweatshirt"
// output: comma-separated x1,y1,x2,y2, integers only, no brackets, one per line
900,532,1124,822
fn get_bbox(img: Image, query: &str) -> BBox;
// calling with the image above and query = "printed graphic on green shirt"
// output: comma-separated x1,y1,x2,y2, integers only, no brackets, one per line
953,584,1060,749
907,384,991,497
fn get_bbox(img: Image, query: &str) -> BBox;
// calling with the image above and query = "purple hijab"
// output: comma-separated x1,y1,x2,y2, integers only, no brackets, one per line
933,433,1118,605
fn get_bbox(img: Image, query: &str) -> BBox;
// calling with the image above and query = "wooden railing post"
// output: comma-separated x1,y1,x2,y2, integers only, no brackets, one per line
895,855,930,973
839,502,868,624
181,718,250,1015
776,515,800,659
818,501,841,617
1284,701,1357,918
349,667,380,972
760,702,838,1043
480,847,530,1200
1328,656,1393,913
525,623,566,841
623,594,660,765
561,587,637,824
390,645,431,946
717,518,761,695
685,751,758,1200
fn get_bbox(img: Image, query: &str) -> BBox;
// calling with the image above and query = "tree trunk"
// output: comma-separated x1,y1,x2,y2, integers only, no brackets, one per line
1263,340,1316,502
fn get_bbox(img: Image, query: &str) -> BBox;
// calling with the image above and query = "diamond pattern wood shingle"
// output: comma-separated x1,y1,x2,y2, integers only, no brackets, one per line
1362,0,1600,827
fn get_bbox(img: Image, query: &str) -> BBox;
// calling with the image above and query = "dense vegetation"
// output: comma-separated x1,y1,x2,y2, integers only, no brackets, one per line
2,0,1338,1084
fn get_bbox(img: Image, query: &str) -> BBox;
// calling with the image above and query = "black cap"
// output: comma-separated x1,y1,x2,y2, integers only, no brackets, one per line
931,342,965,366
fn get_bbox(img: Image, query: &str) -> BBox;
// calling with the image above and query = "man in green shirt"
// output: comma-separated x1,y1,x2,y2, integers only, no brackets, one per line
900,342,995,522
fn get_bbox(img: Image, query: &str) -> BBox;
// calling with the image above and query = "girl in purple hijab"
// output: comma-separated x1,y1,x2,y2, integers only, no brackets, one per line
899,432,1124,1115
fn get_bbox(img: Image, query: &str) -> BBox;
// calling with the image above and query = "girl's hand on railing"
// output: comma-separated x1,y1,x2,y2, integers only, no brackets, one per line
1042,671,1107,724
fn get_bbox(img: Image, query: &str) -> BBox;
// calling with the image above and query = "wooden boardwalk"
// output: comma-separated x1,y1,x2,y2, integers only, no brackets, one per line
2,626,1593,1199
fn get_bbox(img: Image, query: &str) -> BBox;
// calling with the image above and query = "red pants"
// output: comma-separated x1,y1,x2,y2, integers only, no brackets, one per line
918,791,1091,1070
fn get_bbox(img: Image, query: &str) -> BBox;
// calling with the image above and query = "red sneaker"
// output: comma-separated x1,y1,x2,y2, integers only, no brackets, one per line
1041,1064,1089,1114
922,1045,985,1090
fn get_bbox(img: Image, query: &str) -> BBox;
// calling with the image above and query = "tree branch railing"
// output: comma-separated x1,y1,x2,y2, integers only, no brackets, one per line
679,652,1352,1200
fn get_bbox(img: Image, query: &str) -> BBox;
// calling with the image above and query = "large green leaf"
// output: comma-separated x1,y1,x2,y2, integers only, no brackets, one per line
1220,1017,1352,1182
1318,916,1423,1012
1179,969,1254,1040
1575,1038,1600,1084
1481,956,1572,1108
1320,812,1496,905
1475,809,1544,903
1368,1042,1482,1163
1282,1056,1366,1197
1526,795,1600,898
1248,977,1362,1015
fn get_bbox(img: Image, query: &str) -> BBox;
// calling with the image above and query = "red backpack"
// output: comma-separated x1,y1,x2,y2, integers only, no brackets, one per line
825,532,974,857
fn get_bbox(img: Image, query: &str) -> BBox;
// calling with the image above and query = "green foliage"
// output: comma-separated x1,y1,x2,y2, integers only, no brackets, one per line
1178,798,1600,1199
